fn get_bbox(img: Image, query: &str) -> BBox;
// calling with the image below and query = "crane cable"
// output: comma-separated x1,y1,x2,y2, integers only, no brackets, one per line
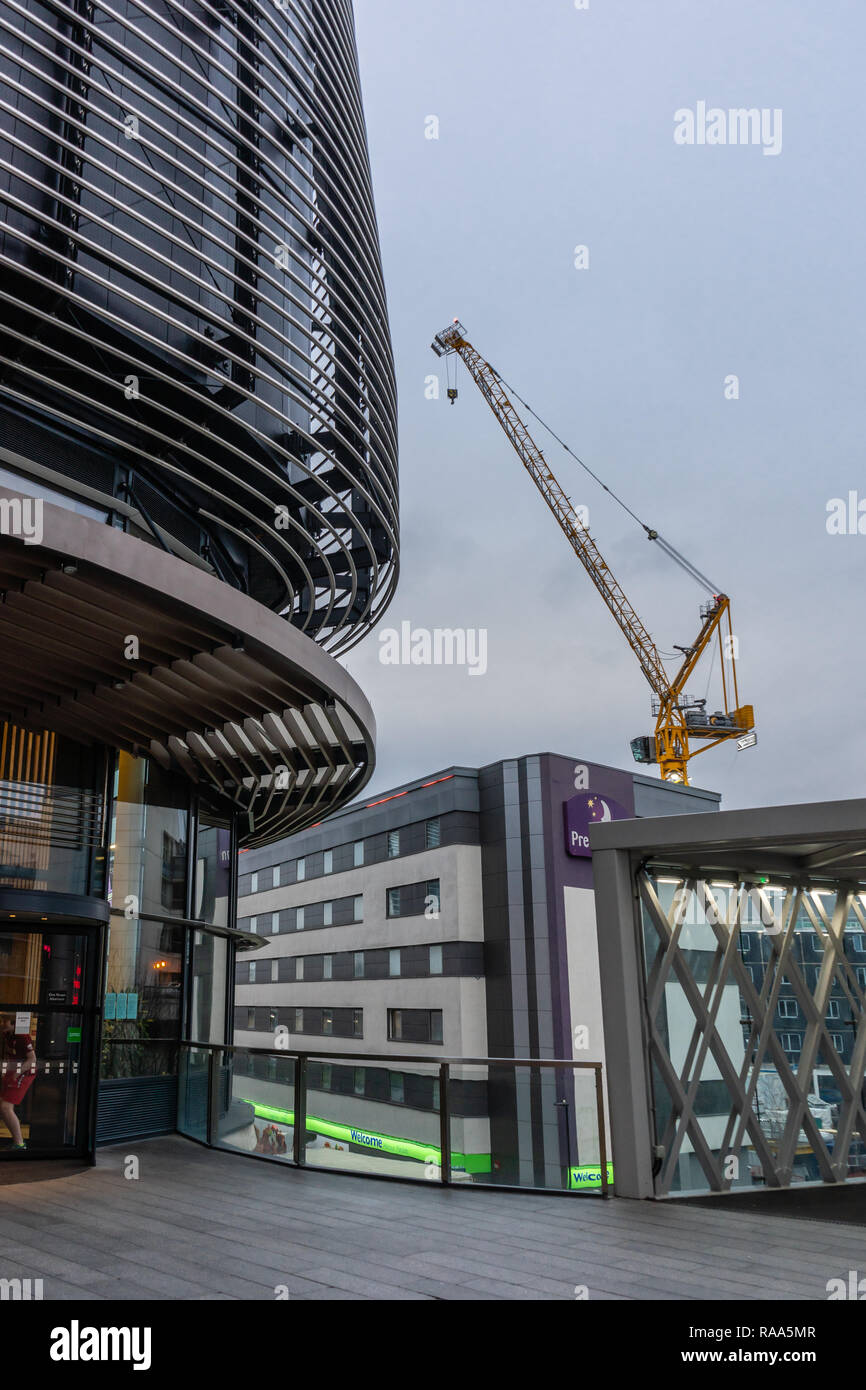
495,371,722,595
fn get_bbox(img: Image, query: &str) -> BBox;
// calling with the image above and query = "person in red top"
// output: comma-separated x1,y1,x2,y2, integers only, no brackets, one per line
0,1014,36,1150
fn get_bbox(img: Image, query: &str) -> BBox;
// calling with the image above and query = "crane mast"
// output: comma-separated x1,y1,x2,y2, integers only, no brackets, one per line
432,321,755,785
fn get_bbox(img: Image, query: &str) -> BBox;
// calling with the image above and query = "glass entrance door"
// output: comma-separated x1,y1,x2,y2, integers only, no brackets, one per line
0,927,97,1155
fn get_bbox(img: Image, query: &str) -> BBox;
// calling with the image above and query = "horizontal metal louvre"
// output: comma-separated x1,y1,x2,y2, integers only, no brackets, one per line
96,1075,179,1143
0,0,398,650
0,781,104,848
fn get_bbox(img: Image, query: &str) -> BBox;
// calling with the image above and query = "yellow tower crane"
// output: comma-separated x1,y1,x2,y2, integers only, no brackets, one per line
431,320,755,785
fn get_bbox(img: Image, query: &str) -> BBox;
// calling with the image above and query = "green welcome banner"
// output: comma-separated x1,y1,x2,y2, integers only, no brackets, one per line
239,1097,492,1174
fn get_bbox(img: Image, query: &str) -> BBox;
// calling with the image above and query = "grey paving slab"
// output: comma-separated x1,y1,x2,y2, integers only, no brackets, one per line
0,1135,861,1301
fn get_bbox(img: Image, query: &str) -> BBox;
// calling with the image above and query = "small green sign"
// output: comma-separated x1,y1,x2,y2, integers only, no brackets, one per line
66,1027,82,1043
569,1162,614,1190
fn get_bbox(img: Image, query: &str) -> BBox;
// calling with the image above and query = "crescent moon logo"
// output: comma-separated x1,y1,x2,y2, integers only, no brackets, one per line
598,799,612,823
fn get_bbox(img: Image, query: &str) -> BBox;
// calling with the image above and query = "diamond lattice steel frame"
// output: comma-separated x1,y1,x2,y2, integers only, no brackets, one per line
592,799,866,1199
640,873,866,1194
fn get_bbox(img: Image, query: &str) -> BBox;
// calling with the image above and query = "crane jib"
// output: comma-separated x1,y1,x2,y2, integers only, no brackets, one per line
431,322,755,784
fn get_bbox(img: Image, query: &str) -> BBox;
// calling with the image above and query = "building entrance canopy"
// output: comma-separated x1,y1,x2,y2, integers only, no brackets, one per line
0,493,375,846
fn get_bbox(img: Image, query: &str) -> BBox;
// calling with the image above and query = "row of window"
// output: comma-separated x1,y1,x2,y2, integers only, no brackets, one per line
238,1052,442,1108
739,931,866,956
741,1029,851,1060
233,1056,488,1116
739,964,866,990
244,895,364,936
241,818,443,897
774,998,847,1019
240,879,441,938
240,1006,445,1045
239,943,451,985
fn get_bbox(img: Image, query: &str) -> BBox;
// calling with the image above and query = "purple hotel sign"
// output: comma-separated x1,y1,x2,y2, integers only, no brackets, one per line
563,790,630,858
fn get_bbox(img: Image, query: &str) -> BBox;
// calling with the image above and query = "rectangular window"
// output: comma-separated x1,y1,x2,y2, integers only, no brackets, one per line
354,1067,365,1096
387,879,439,919
353,1009,363,1038
390,1073,404,1104
248,961,256,983
323,955,333,981
250,872,258,893
323,901,333,926
296,858,306,882
353,840,364,867
296,957,304,981
294,1008,303,1033
387,829,400,858
249,916,257,934
296,905,305,931
429,944,443,976
425,817,441,849
267,1057,277,1081
272,912,280,935
389,948,401,978
246,1008,255,1029
273,865,281,888
780,1032,802,1053
433,1079,440,1111
324,849,333,874
353,952,364,979
858,968,866,988
853,934,865,952
322,1010,333,1036
268,1009,277,1031
353,895,364,923
321,1064,332,1090
778,999,798,1019
831,1033,845,1051
827,999,841,1019
387,1009,444,1044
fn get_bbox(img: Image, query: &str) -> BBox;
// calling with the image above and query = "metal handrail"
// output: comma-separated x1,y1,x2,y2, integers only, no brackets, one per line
105,1037,603,1068
103,1036,610,1197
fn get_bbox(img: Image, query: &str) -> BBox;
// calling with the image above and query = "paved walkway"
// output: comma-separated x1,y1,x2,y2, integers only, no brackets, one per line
0,1136,861,1300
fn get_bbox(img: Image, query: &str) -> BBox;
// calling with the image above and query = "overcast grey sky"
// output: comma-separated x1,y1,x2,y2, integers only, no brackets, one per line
345,0,866,811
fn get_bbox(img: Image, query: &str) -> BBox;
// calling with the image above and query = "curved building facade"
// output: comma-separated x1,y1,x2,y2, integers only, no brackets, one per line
0,0,397,643
0,0,396,1159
